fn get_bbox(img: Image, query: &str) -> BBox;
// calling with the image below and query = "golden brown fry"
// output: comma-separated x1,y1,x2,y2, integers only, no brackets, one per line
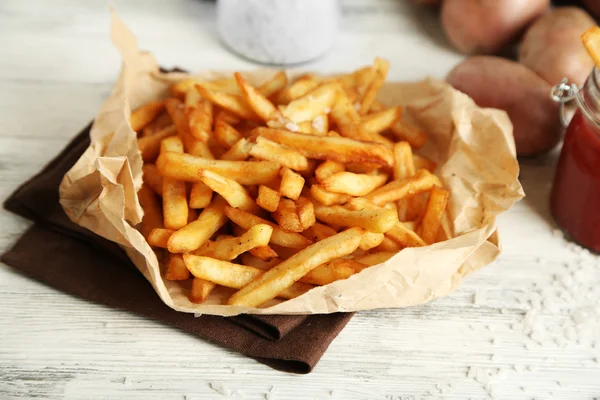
214,120,243,149
147,228,174,248
138,184,163,239
249,137,309,171
300,258,365,285
160,136,184,154
302,222,338,242
196,84,260,121
156,152,281,185
254,127,394,167
390,117,427,149
358,58,389,115
141,111,172,137
417,186,450,244
214,109,241,126
198,169,259,213
256,185,281,212
385,222,426,248
282,82,339,123
275,76,320,104
258,71,288,98
364,169,437,205
131,100,165,132
240,253,281,270
188,98,213,143
137,125,177,162
310,184,350,206
189,181,213,209
185,255,314,300
330,90,371,140
359,231,385,251
165,253,190,281
165,98,191,137
296,121,313,134
315,160,345,183
220,138,253,161
227,227,364,307
412,153,437,172
322,171,388,196
189,278,217,303
235,72,282,122
192,224,273,260
296,196,316,231
279,167,305,200
142,164,163,196
314,204,398,233
354,251,395,267
375,236,402,252
167,197,228,253
582,26,600,68
249,246,279,262
171,78,241,98
369,100,386,113
162,177,188,230
184,86,202,112
272,198,302,233
225,206,313,249
393,142,416,180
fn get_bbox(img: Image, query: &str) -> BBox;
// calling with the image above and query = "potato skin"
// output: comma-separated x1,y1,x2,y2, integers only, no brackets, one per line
582,0,600,18
519,7,595,87
446,56,561,157
442,0,550,54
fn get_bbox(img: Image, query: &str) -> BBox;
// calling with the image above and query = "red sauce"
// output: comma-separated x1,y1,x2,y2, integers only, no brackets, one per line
551,109,600,252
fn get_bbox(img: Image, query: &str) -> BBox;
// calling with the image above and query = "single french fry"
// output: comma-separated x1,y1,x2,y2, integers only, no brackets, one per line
249,137,309,171
165,97,191,138
256,185,280,212
302,222,338,242
235,72,282,122
138,184,163,239
300,258,365,285
227,227,364,307
165,253,190,281
156,152,281,185
272,198,302,233
393,142,416,180
185,256,315,300
137,125,177,162
142,164,163,196
131,100,165,132
141,111,172,137
188,98,213,143
196,84,260,121
282,82,339,123
167,197,228,253
412,153,437,172
147,228,174,248
296,196,316,231
403,221,417,231
359,231,385,251
385,222,427,248
315,160,345,183
211,120,241,149
192,224,273,260
258,71,288,98
220,138,253,161
240,253,281,270
358,58,389,115
276,76,320,104
160,136,184,154
189,278,217,303
254,127,394,167
417,186,450,244
171,78,241,98
280,167,305,200
189,182,213,209
214,109,241,126
183,134,215,159
407,192,429,221
184,86,202,112
311,114,329,135
364,169,437,205
354,251,395,267
375,236,402,252
321,171,388,196
390,117,427,149
198,169,259,213
250,246,279,262
225,206,313,249
330,90,371,140
310,184,350,206
314,204,398,233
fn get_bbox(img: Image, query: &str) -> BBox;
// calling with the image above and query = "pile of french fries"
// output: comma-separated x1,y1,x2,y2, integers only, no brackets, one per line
134,58,452,308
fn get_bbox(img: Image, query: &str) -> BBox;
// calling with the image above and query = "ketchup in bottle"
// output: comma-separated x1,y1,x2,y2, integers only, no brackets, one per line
551,69,600,253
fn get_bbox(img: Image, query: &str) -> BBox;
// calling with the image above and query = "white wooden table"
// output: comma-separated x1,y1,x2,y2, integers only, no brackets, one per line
1,1,599,399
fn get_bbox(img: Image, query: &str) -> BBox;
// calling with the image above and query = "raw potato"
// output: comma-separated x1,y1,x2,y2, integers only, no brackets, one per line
519,7,595,87
583,0,600,18
441,0,550,54
446,56,561,157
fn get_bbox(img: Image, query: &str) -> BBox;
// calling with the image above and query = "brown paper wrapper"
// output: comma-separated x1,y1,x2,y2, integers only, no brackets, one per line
59,11,524,316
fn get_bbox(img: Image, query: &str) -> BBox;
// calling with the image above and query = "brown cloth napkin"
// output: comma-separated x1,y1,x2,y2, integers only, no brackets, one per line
1,124,353,373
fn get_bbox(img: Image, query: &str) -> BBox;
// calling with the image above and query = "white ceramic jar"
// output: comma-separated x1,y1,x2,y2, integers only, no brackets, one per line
217,0,340,65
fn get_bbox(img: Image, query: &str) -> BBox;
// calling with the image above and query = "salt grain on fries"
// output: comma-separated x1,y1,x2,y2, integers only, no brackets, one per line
134,59,454,306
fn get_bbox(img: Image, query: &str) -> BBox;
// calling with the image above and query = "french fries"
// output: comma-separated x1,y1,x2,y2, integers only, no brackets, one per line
582,26,600,68
134,59,455,306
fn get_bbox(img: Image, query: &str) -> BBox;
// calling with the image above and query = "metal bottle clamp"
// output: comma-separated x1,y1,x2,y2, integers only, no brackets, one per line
550,78,579,128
